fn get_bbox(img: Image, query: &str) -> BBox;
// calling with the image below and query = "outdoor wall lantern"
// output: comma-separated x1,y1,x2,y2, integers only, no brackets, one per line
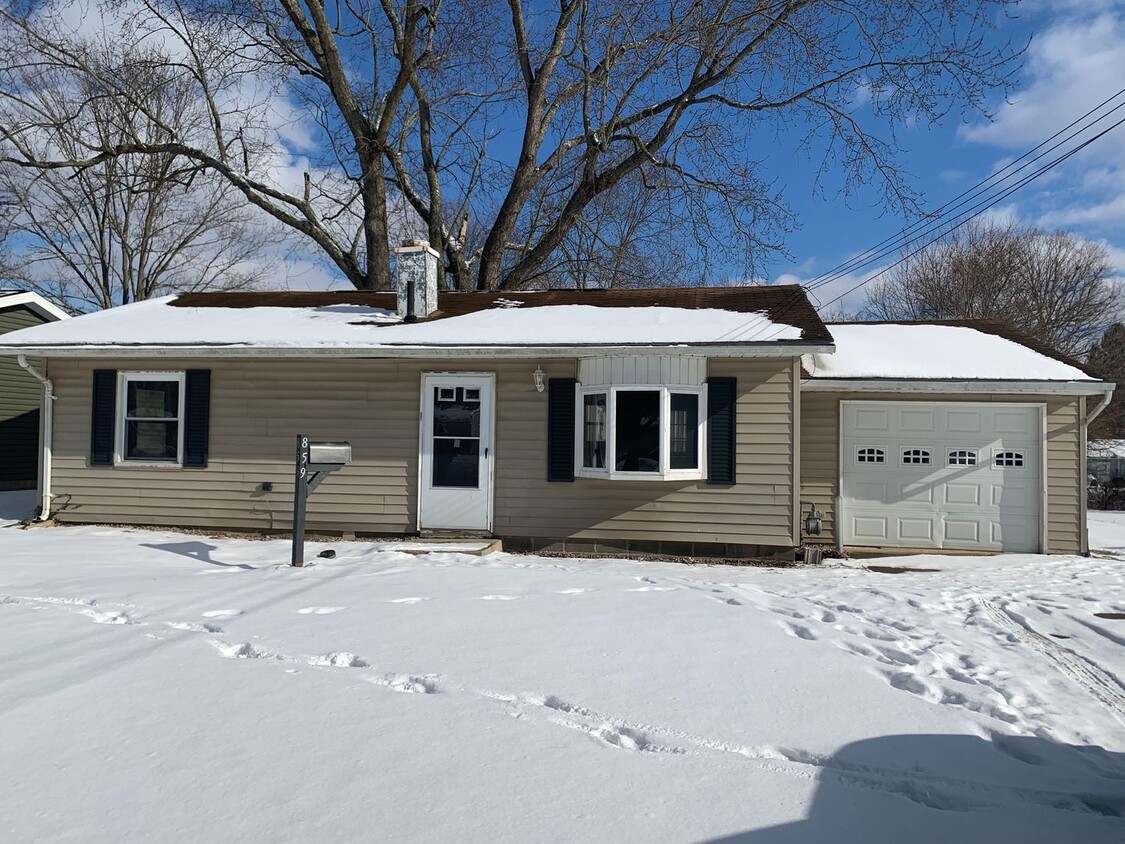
533,364,546,393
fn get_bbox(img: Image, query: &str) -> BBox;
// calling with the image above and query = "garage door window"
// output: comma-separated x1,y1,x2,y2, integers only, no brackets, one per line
902,448,931,465
994,450,1025,468
948,449,978,466
857,447,885,464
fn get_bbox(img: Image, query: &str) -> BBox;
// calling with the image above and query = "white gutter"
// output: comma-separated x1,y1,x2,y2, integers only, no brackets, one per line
16,355,52,521
802,378,1111,397
0,342,835,359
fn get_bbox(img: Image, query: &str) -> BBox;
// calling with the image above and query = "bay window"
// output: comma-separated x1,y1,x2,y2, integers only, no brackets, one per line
576,385,706,480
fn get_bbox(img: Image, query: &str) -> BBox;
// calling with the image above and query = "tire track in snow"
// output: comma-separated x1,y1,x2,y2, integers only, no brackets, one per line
977,598,1125,726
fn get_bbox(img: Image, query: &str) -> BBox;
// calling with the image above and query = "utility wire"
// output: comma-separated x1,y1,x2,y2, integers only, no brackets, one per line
738,88,1125,344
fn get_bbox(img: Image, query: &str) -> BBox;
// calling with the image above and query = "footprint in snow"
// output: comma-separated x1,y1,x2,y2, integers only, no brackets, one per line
202,609,243,619
783,621,818,641
371,674,439,694
297,606,346,615
387,597,431,604
80,608,137,625
626,586,677,593
212,641,271,660
308,652,368,668
557,588,594,595
480,595,520,601
166,621,223,633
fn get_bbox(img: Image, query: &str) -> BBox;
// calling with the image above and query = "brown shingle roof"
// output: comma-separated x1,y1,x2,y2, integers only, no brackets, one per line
171,285,832,345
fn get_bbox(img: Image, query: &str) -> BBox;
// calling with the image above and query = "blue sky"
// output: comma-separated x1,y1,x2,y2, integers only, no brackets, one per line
761,0,1125,312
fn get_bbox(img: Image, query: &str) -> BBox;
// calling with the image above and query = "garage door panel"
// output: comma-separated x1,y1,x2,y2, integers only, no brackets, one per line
853,480,889,502
943,482,981,506
898,408,935,432
943,518,981,544
851,515,888,542
842,401,1041,552
851,407,889,431
897,517,934,542
944,409,983,433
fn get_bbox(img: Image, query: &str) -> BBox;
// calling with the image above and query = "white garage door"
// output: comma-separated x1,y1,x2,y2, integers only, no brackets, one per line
841,402,1043,552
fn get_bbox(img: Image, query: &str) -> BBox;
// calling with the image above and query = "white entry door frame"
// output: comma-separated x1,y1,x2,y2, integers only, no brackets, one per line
418,372,495,532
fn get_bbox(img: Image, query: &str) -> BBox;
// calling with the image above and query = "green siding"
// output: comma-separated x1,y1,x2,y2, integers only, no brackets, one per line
0,305,47,486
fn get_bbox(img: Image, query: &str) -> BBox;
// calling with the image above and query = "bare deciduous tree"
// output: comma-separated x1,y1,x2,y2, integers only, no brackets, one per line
863,220,1119,356
0,37,281,310
1087,323,1125,439
1,0,1021,292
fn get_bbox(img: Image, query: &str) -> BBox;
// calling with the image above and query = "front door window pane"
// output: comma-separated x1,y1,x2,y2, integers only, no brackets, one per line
433,438,480,487
670,393,699,469
615,390,660,472
432,385,481,487
583,393,607,468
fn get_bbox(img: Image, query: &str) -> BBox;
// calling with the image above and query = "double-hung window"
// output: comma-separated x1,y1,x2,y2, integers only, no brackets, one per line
117,372,186,465
577,386,705,480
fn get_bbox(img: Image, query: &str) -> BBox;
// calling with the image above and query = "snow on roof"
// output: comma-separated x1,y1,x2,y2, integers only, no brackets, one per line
1088,439,1125,459
0,294,804,352
803,323,1094,381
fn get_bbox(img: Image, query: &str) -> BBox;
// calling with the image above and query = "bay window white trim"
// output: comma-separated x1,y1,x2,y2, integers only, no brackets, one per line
574,383,707,481
114,371,186,468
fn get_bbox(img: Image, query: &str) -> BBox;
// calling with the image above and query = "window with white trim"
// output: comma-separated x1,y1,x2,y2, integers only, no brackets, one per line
117,372,185,465
948,449,978,466
856,447,885,464
994,450,1025,468
901,448,931,465
577,386,705,480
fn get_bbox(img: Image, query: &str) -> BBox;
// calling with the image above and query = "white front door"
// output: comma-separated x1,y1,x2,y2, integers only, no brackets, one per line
841,401,1043,552
419,373,494,531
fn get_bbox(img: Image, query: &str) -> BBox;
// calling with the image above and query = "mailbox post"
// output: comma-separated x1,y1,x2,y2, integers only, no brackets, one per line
291,434,352,567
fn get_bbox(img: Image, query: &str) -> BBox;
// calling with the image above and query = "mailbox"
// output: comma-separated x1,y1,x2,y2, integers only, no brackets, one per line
309,441,352,468
291,434,352,567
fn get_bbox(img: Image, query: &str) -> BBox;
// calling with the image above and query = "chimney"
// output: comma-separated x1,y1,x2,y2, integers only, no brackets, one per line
393,239,440,322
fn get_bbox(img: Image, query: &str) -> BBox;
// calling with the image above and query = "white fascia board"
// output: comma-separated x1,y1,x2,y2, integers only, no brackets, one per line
802,377,1113,397
0,292,71,322
0,342,835,359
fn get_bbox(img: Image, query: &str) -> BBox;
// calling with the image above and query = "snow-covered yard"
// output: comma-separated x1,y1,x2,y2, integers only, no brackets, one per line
1,491,1123,843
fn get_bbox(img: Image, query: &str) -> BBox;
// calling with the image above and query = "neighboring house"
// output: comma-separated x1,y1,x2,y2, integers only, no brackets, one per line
0,291,69,490
0,244,1112,556
1087,439,1125,488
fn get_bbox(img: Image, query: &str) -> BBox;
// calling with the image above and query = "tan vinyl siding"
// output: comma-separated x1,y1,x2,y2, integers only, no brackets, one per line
0,305,48,486
799,392,1085,554
47,356,797,547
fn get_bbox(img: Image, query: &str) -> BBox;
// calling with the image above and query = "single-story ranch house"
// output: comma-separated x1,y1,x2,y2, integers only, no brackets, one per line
0,244,1113,557
0,291,69,490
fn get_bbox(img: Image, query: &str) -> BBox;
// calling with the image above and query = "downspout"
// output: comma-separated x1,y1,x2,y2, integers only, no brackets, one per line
17,355,52,521
1086,385,1115,425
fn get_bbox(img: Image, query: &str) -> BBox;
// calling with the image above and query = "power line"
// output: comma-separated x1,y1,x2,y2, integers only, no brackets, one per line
737,90,1125,344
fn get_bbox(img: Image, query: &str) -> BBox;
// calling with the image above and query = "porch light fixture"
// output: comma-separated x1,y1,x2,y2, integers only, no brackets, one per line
533,364,545,393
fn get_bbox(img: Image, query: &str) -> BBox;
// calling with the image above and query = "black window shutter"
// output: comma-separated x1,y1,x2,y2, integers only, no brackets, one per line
90,369,117,465
547,378,576,482
706,377,737,485
183,369,211,468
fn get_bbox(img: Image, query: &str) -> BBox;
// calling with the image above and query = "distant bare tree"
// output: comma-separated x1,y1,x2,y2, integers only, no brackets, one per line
1,0,1021,292
0,40,280,311
1088,323,1125,439
863,221,1118,356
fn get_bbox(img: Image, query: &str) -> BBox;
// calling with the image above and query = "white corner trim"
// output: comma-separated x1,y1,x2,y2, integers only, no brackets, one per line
0,292,71,322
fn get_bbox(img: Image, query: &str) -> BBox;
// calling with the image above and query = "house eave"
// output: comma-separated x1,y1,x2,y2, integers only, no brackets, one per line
802,377,1114,397
0,292,71,322
0,341,836,359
